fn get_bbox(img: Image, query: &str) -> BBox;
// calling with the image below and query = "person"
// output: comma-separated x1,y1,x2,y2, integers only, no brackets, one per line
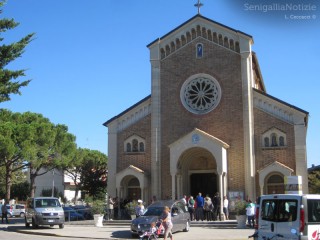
223,196,229,220
213,192,221,221
181,195,187,205
203,196,213,221
246,200,255,228
108,197,114,220
187,196,195,221
195,192,204,221
135,199,144,217
1,201,8,224
160,206,173,240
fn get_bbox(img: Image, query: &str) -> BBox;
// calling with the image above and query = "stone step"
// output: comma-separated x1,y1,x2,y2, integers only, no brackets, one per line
66,219,239,228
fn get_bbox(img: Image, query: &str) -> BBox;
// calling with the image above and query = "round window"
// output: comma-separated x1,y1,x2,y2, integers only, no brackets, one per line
180,74,221,114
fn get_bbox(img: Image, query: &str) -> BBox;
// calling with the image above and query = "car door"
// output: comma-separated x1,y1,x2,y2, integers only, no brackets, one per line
275,196,300,240
259,198,277,239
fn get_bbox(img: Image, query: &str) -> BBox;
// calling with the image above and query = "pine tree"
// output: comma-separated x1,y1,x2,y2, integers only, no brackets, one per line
0,1,34,103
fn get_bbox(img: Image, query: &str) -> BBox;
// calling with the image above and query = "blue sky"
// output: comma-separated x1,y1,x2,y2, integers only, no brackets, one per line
1,0,319,167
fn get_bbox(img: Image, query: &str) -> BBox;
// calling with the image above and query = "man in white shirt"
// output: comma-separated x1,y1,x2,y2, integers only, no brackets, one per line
223,196,229,220
246,200,255,228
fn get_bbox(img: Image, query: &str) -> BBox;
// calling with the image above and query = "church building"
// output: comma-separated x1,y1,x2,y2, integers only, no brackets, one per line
103,9,309,206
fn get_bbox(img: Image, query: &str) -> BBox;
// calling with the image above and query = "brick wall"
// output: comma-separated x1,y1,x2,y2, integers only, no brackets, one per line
160,39,245,198
117,114,152,173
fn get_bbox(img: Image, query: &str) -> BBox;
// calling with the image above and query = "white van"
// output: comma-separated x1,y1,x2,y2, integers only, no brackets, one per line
253,194,320,240
25,197,65,229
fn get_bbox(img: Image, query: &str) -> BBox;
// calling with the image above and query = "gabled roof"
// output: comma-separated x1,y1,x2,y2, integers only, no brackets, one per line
103,95,151,127
253,88,309,115
147,14,252,48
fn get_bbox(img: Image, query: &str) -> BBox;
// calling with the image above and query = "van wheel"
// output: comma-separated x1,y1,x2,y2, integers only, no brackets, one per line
32,218,38,229
20,212,25,218
59,223,64,229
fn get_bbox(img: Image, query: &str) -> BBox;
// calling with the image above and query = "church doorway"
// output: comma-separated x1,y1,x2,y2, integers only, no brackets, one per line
177,147,218,198
121,176,141,200
190,173,217,197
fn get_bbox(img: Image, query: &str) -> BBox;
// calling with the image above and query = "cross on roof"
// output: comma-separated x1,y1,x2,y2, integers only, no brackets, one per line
194,0,204,15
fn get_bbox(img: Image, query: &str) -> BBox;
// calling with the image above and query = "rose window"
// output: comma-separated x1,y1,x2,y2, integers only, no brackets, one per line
180,75,221,115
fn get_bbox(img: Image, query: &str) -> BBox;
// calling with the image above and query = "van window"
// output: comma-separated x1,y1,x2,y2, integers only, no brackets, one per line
261,199,298,222
308,199,320,223
35,199,61,208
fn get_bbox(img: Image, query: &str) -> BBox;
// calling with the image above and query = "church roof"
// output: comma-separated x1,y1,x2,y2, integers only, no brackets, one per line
103,95,151,126
147,14,252,48
253,88,309,115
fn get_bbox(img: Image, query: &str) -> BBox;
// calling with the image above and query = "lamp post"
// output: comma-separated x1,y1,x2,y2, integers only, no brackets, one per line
52,169,55,197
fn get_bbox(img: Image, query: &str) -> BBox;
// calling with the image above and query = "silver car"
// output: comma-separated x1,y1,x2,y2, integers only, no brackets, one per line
130,200,190,238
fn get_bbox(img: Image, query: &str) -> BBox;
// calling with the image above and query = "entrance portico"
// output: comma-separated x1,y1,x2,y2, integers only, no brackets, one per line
169,128,229,212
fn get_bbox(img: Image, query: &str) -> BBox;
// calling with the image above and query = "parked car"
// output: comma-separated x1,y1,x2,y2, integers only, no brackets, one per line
72,205,93,220
130,200,190,238
25,197,65,229
63,207,85,221
7,204,26,218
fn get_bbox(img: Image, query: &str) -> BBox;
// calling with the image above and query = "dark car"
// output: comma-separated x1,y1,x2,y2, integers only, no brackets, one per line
130,200,190,238
72,205,93,220
63,207,85,221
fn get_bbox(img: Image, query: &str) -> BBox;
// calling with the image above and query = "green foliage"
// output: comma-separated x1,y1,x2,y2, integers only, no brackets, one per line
80,149,108,199
11,181,30,201
234,200,247,215
0,1,35,103
125,200,138,215
309,169,320,194
0,109,77,200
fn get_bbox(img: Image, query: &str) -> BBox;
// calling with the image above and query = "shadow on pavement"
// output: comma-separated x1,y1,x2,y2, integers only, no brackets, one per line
110,230,132,239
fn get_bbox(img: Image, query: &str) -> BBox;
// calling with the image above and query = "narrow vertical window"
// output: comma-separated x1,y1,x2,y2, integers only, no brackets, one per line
196,43,203,58
126,143,132,152
139,142,144,152
132,139,138,152
279,136,285,146
264,137,270,147
271,134,278,147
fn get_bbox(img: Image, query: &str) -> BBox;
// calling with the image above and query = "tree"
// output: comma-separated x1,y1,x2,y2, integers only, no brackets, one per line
80,150,107,200
0,1,34,103
309,169,320,194
63,147,87,203
0,109,76,201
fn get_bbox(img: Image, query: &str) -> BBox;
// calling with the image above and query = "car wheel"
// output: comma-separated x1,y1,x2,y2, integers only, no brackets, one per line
131,233,138,238
32,218,38,229
25,217,30,228
183,220,190,232
7,213,12,218
20,212,25,218
59,223,64,229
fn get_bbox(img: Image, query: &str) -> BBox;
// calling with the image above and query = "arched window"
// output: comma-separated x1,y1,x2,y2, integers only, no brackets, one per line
132,139,138,152
279,136,285,146
271,133,278,147
126,143,132,152
266,174,284,194
264,137,270,147
139,142,144,152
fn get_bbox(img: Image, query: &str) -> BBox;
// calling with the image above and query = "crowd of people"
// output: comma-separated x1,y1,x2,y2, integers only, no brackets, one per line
184,192,228,221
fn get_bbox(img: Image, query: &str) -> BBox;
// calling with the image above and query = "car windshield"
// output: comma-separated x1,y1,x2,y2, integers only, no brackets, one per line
143,207,164,216
35,199,61,208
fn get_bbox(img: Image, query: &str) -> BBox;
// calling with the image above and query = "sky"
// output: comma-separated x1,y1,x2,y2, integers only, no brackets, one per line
1,0,319,167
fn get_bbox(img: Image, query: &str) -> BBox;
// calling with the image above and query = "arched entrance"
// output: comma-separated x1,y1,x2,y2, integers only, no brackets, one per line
177,147,218,198
115,165,149,203
121,176,141,200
